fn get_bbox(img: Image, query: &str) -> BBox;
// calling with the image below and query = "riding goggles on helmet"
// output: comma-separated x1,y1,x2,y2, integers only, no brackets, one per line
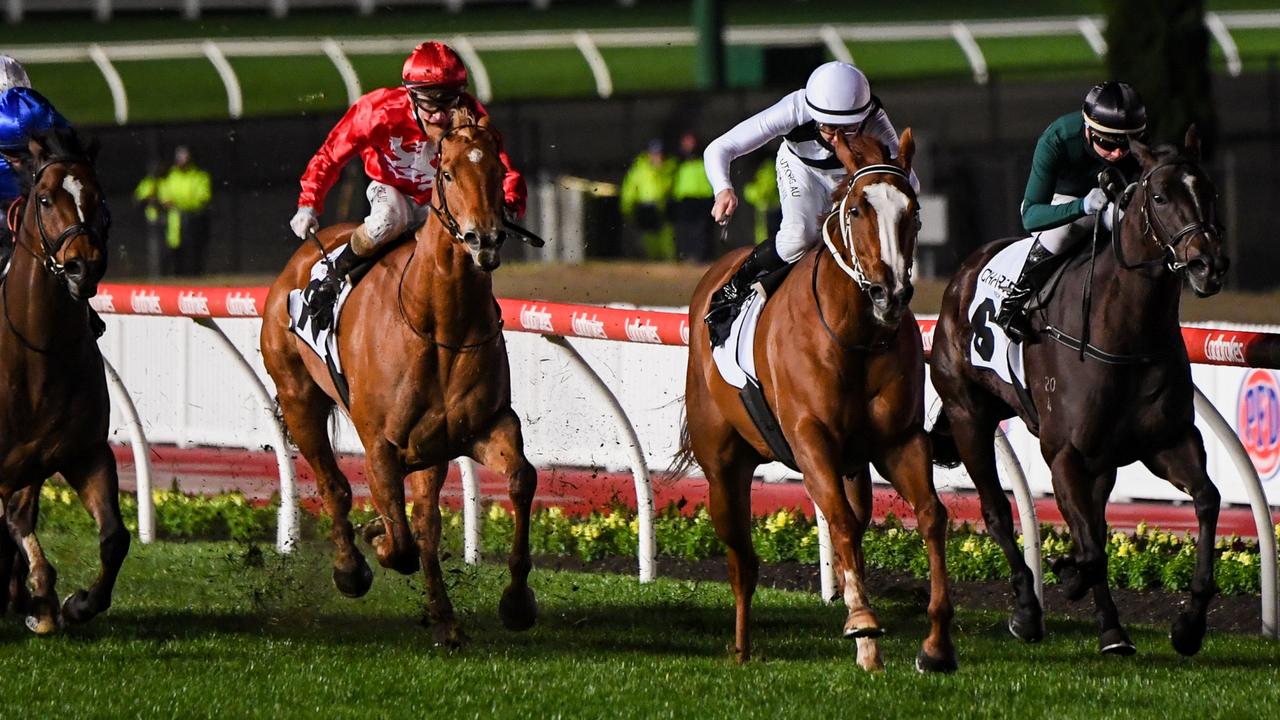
1088,129,1130,153
405,84,462,110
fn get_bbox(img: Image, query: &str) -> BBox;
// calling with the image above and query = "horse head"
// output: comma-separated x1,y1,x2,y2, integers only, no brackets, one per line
15,127,108,301
431,106,508,272
1128,125,1228,297
828,128,919,328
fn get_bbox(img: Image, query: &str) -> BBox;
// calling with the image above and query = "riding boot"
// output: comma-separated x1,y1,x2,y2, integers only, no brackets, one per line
994,239,1057,342
305,237,364,331
705,239,788,346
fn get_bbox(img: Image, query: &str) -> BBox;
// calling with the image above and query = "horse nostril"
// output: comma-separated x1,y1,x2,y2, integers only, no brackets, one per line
64,259,86,281
463,231,480,247
868,284,889,307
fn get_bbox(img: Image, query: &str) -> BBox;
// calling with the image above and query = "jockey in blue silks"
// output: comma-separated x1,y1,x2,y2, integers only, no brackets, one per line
0,57,71,269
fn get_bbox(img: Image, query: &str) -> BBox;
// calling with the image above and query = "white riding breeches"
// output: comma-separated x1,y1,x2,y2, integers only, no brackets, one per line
364,181,429,250
1031,193,1096,255
773,142,845,263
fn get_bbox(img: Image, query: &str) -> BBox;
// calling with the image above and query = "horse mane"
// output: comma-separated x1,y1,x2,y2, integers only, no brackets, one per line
34,125,90,164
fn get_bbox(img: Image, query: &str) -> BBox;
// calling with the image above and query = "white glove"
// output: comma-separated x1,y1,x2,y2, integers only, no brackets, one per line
1081,188,1108,215
1099,201,1124,231
290,206,318,240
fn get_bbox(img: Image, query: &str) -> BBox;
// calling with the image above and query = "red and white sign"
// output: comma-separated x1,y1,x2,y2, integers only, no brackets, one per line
1238,369,1280,480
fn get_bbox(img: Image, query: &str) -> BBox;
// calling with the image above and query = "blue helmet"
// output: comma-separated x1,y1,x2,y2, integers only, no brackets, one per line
0,87,67,152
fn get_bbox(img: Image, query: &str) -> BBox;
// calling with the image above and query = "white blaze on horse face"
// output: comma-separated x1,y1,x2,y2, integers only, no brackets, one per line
467,148,484,163
863,182,910,288
63,174,86,222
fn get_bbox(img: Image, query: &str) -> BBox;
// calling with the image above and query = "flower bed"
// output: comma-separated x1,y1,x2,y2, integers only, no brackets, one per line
37,484,1273,595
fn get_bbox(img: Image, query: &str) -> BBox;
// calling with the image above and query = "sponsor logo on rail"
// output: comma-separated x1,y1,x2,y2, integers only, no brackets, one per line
1237,369,1280,480
679,320,689,346
624,317,662,344
90,291,115,313
519,303,554,333
1203,332,1247,365
130,290,162,314
570,311,608,339
177,291,211,317
225,292,259,316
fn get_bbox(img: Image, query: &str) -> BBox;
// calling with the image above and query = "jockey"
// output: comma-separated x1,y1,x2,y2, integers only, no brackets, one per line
702,61,918,341
290,41,527,307
0,80,70,269
994,81,1145,340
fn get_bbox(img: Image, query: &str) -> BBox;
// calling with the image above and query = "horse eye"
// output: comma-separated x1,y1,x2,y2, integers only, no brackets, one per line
38,194,50,206
441,170,452,182
1153,194,1167,204
849,206,859,217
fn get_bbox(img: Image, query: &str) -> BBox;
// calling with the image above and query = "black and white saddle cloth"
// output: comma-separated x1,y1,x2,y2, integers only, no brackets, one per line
287,244,358,404
967,238,1032,389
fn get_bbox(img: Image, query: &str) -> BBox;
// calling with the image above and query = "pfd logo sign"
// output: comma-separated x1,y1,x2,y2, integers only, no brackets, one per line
1237,369,1280,480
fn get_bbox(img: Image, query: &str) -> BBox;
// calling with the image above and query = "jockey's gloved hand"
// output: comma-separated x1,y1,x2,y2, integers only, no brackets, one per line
1099,201,1123,231
1082,187,1109,215
290,206,319,240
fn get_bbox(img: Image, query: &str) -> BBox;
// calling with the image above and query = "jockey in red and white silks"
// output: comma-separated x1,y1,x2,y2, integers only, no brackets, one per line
289,41,526,282
701,62,918,343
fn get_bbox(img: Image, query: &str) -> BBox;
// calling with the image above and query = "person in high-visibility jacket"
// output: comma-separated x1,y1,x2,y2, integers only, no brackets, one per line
157,145,212,276
669,131,716,262
742,153,782,246
133,160,168,277
619,138,675,260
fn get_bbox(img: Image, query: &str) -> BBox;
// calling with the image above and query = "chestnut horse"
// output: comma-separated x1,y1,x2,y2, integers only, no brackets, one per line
677,131,955,671
261,108,537,644
0,128,127,634
930,128,1228,656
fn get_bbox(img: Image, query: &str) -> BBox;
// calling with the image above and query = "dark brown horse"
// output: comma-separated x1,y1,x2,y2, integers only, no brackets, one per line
930,128,1228,656
677,130,955,671
0,128,127,634
261,108,537,644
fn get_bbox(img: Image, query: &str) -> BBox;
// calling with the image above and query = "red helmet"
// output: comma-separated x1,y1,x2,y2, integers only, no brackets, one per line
402,41,468,89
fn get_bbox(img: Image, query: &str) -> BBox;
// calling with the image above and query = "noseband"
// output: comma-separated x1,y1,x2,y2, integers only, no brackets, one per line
1114,160,1222,274
821,163,911,292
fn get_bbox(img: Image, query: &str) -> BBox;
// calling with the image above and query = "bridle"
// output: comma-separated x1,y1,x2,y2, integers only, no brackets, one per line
1109,159,1222,274
819,163,912,292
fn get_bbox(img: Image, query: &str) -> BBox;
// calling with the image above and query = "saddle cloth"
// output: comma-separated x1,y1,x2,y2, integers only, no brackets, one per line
287,244,357,377
967,238,1031,388
711,290,766,389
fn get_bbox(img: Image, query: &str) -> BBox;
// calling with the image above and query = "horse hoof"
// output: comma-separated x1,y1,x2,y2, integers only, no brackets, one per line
915,647,959,674
1008,611,1045,643
1099,627,1137,656
332,558,374,599
432,622,469,649
498,585,538,631
843,608,884,639
60,590,98,625
360,518,386,544
24,614,58,636
1170,613,1206,657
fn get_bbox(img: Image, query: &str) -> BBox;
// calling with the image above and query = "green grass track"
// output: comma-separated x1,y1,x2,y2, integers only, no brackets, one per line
0,533,1276,718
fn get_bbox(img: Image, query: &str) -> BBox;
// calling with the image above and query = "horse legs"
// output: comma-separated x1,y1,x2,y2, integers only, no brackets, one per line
468,407,538,632
58,442,131,625
874,429,957,673
837,466,889,671
1084,468,1134,655
945,405,1044,641
793,419,885,671
407,464,465,647
1,486,33,616
5,487,59,634
277,385,372,598
704,453,758,664
1142,428,1220,657
363,440,420,575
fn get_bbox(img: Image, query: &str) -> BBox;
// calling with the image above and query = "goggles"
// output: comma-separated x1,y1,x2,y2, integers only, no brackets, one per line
406,84,462,111
1089,129,1130,153
817,123,861,142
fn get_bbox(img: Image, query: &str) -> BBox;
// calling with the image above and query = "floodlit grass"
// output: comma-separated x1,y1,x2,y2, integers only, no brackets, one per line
602,47,700,95
25,62,116,126
113,58,229,123
844,40,972,80
0,532,1275,718
483,48,599,100
229,56,351,118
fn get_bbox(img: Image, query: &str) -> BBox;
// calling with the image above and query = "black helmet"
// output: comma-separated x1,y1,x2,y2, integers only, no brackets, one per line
1082,81,1147,135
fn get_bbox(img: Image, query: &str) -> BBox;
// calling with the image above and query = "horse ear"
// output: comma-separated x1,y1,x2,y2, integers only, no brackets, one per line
832,131,859,172
1184,124,1201,161
1129,135,1153,166
26,135,46,164
477,113,491,129
897,127,915,172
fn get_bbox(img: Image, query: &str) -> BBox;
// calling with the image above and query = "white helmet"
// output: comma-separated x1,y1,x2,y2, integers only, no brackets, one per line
0,55,30,93
804,61,873,126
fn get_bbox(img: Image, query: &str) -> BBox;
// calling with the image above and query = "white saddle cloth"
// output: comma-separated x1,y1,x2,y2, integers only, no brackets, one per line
286,244,357,373
967,238,1031,387
711,291,766,389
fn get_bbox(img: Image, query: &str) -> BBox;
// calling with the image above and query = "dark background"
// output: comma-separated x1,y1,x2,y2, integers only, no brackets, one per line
90,64,1280,289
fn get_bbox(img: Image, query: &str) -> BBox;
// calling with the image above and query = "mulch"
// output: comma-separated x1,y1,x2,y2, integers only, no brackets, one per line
536,554,1264,636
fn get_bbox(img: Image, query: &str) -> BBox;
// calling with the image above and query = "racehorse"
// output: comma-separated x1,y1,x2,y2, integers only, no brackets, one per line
676,130,956,671
930,127,1228,656
0,127,127,634
261,107,538,644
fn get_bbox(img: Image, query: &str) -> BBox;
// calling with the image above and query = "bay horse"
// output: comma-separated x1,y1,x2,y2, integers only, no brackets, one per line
0,127,127,634
930,127,1228,656
677,130,956,671
261,107,537,645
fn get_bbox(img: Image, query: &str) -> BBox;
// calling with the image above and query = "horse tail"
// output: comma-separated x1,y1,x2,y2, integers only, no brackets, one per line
929,411,963,469
665,405,698,483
